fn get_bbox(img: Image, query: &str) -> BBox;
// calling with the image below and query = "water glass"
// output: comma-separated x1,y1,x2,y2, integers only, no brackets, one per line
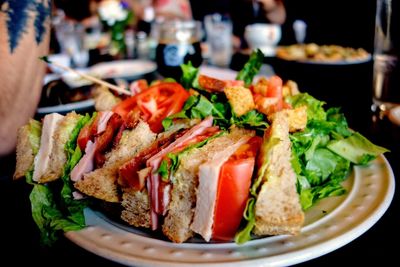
372,0,400,118
53,18,89,68
204,14,233,67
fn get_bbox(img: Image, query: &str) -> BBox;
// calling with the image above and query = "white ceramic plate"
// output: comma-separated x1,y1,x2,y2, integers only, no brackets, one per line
89,59,157,80
65,154,395,267
37,74,95,115
36,99,95,115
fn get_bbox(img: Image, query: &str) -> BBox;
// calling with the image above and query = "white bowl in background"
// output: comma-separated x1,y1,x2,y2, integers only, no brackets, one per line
244,23,281,56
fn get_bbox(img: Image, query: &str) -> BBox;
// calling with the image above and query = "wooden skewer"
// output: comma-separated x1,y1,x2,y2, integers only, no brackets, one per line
42,56,132,96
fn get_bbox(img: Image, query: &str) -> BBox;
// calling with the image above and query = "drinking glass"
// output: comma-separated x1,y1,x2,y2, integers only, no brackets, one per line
155,20,203,80
372,0,400,119
54,21,89,68
204,13,233,67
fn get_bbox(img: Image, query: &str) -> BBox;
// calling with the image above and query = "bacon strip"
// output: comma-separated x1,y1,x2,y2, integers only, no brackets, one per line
94,113,123,168
71,112,115,182
70,140,96,182
119,129,188,189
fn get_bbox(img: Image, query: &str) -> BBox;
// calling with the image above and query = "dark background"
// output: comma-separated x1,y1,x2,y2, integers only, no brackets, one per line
190,0,377,51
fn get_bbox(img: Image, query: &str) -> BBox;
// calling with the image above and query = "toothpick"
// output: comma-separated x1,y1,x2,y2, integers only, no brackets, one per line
40,56,132,96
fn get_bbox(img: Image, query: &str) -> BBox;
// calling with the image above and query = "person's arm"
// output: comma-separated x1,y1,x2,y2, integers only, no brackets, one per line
257,0,286,25
0,1,51,156
154,0,193,20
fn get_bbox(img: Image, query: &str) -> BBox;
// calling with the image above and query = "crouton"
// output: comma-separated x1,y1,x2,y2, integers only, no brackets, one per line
282,80,300,97
224,86,255,117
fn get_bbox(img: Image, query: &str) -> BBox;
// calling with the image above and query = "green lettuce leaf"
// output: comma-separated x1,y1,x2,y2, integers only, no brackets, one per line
286,93,327,122
234,198,256,244
162,94,229,130
236,49,264,86
327,132,389,164
304,148,350,185
60,113,94,225
300,182,346,210
27,113,95,246
30,184,83,246
180,61,199,89
28,119,42,154
235,135,280,244
230,110,269,132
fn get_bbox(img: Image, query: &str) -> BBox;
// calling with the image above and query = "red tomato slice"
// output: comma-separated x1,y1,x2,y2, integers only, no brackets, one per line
266,75,283,110
212,136,262,241
129,79,148,95
112,82,190,133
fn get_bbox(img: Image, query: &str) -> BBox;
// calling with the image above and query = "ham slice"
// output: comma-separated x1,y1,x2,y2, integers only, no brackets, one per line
70,140,96,182
146,116,214,230
148,116,214,171
97,111,114,134
33,113,64,182
190,135,252,241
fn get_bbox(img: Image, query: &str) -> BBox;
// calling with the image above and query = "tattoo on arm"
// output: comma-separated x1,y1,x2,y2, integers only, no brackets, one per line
1,0,51,53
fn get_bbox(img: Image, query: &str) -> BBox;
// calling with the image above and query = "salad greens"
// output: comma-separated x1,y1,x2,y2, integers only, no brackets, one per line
27,113,95,246
235,92,388,244
288,94,388,210
163,58,269,132
236,49,264,86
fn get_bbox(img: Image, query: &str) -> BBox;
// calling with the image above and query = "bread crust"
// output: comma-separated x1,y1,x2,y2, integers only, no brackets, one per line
74,121,156,202
121,188,151,228
14,124,35,179
254,112,304,236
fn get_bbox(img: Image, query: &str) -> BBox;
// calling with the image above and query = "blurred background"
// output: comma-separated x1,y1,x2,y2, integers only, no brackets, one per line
43,0,380,128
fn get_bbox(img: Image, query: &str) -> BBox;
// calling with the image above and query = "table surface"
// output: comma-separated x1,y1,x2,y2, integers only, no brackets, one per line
2,56,399,266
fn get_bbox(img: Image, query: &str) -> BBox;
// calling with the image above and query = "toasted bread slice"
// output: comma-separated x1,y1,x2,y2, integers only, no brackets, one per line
253,111,304,236
14,120,41,179
162,127,254,243
268,106,307,132
119,124,197,230
121,188,151,228
74,165,120,202
41,112,81,183
74,121,156,202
